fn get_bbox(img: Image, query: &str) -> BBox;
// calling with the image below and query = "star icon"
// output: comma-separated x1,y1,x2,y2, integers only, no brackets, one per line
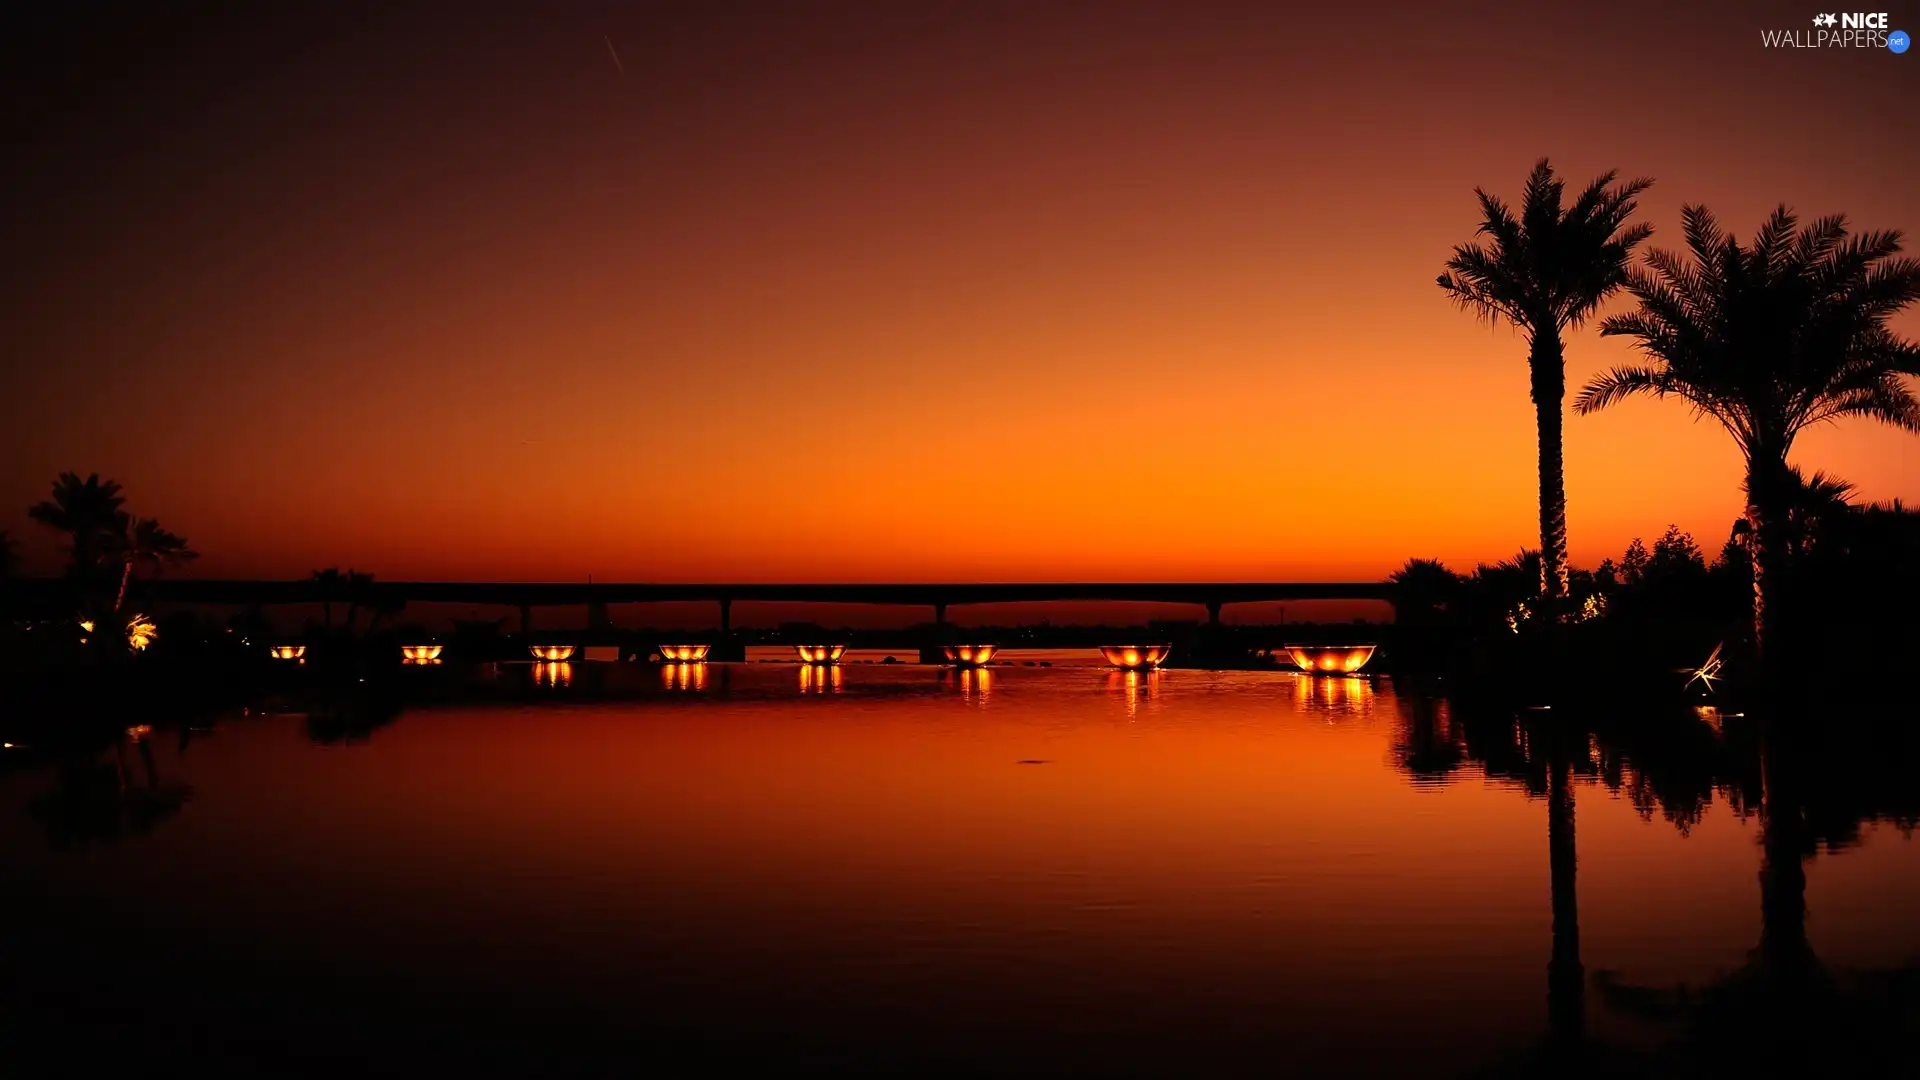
1819,13,1838,26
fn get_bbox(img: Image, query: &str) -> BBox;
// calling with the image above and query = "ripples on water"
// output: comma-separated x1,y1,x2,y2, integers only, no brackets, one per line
1,663,1915,1076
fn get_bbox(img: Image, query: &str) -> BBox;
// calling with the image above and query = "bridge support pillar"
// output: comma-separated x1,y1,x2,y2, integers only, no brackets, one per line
588,600,611,630
719,598,732,635
934,602,947,628
1206,600,1223,627
519,604,533,634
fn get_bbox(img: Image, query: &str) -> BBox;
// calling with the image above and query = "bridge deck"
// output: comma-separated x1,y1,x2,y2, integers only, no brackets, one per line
5,579,1393,608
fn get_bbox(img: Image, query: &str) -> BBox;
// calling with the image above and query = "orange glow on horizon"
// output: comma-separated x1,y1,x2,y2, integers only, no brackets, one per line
3,6,1914,585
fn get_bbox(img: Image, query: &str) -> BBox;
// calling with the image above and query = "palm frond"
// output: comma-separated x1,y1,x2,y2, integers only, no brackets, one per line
1574,365,1671,414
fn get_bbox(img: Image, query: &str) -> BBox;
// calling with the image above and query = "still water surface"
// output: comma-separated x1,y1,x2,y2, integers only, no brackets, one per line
2,663,1915,1075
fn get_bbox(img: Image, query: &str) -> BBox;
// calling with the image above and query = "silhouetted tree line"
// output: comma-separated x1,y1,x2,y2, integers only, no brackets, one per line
1388,471,1919,681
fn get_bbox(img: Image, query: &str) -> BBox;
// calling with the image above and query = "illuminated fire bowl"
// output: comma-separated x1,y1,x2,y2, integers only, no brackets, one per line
529,645,577,662
270,645,306,661
1284,644,1377,674
942,644,998,667
657,644,711,662
1100,645,1172,671
794,644,849,664
401,645,443,662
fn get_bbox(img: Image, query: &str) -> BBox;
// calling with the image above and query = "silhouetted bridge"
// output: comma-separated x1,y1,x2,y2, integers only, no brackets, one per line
7,579,1394,632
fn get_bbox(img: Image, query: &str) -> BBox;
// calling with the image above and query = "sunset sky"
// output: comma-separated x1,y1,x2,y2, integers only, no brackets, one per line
4,0,1917,585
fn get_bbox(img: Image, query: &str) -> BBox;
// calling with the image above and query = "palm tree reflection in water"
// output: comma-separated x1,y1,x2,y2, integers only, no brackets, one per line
24,724,192,849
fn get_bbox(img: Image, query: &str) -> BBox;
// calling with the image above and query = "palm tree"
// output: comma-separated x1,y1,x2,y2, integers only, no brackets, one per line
109,515,197,614
27,472,126,579
1575,205,1920,656
1387,557,1461,623
343,569,375,632
1439,160,1654,610
310,568,342,629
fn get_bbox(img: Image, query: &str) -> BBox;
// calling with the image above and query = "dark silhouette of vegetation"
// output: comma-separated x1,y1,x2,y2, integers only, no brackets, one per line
1409,682,1920,1077
108,514,196,614
22,727,192,849
23,472,196,617
28,472,126,584
1439,160,1654,610
310,567,343,629
343,569,375,631
1578,204,1920,658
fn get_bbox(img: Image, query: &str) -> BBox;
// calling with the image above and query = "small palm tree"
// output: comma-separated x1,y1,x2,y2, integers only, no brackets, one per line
1439,160,1654,610
1576,205,1920,656
28,472,126,579
1387,558,1461,624
109,515,197,614
310,568,343,630
343,570,375,632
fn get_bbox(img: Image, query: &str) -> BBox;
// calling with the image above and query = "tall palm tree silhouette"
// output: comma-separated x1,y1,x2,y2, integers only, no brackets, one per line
27,472,126,582
1439,160,1654,610
1577,205,1920,657
108,515,197,614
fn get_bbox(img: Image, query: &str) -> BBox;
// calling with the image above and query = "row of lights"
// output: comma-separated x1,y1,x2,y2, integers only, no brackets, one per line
266,641,1377,674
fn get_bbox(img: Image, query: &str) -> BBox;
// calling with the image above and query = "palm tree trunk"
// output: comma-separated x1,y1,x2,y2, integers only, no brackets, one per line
1529,335,1571,607
1745,455,1792,659
113,559,133,615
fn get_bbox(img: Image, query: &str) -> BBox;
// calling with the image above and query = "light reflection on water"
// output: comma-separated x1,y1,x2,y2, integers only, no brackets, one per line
0,664,1915,1075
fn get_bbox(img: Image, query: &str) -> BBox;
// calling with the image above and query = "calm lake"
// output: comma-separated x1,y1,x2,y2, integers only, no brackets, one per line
3,661,1915,1076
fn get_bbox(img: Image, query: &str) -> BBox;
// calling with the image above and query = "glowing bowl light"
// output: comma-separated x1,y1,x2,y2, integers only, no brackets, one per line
530,645,577,662
942,644,998,667
401,644,444,662
794,644,848,664
270,645,307,661
658,644,711,662
1284,644,1377,674
1100,645,1172,671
